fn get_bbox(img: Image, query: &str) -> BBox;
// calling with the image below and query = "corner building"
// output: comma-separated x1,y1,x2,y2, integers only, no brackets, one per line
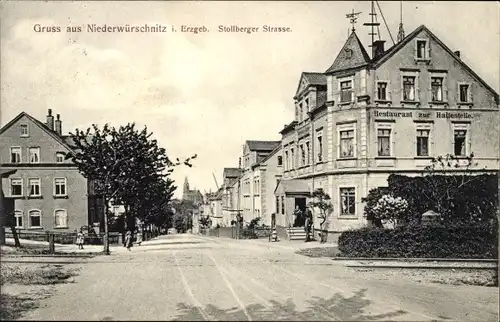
275,25,500,234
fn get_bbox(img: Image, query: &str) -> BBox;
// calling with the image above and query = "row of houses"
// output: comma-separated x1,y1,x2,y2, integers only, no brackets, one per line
204,24,500,234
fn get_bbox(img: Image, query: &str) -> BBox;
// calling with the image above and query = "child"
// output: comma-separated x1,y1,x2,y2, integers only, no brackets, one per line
76,229,84,250
124,231,133,251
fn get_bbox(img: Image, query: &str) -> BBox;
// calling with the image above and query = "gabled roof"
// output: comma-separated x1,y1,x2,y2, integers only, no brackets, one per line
0,112,74,151
252,143,282,169
325,31,371,74
223,167,242,179
246,140,281,152
294,72,327,99
372,24,499,101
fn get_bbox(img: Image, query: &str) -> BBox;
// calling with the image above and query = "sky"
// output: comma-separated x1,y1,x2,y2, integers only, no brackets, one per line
1,1,499,198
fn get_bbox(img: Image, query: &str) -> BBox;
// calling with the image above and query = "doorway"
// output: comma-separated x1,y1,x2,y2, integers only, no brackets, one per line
293,197,307,227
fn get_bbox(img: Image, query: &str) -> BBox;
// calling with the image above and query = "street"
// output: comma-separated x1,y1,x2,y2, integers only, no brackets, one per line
21,234,498,321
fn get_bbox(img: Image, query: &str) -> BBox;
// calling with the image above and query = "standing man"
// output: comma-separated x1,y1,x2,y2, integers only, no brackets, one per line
304,207,313,242
236,212,243,239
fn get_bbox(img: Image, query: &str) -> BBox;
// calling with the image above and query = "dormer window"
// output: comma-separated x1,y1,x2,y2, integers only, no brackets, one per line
20,124,29,137
345,48,353,59
415,39,430,60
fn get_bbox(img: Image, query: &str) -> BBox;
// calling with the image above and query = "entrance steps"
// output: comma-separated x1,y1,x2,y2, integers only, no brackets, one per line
286,227,315,241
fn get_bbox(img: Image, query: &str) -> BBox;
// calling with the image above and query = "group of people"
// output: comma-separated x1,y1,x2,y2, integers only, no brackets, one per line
124,229,143,251
293,206,314,242
74,228,144,251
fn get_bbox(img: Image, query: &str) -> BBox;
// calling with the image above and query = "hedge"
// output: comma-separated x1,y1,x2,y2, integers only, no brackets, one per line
338,224,498,259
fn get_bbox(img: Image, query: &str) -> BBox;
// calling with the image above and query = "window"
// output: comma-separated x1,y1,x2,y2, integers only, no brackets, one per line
54,209,68,228
56,152,65,163
459,84,470,103
340,80,353,103
29,147,40,163
10,178,23,197
403,76,415,101
284,150,289,170
276,196,280,214
290,147,295,169
300,143,306,166
416,129,430,156
20,124,29,137
377,82,388,100
28,178,41,197
14,210,23,228
416,40,428,59
340,187,356,216
377,129,392,156
316,132,323,162
29,210,42,228
281,196,285,215
305,141,310,165
54,178,67,196
454,129,467,156
339,130,354,158
10,147,21,163
299,104,303,122
277,156,283,166
431,77,443,102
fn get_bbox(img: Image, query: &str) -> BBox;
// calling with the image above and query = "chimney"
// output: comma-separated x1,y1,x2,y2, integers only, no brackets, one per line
454,51,461,59
55,114,62,135
372,40,386,60
46,109,54,130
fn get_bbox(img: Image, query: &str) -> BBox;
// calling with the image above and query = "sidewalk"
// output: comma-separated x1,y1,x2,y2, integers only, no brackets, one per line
4,238,130,254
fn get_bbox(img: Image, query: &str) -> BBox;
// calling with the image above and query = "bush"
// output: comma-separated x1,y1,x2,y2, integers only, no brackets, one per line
338,224,498,259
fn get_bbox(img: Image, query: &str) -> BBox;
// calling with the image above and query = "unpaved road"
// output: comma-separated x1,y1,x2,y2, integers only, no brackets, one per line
18,234,499,321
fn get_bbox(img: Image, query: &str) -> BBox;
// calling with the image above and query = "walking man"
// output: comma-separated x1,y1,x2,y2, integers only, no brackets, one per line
304,207,313,242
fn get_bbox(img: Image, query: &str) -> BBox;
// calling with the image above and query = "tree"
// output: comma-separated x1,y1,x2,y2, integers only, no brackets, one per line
66,123,196,254
421,153,494,224
309,188,333,243
370,195,409,228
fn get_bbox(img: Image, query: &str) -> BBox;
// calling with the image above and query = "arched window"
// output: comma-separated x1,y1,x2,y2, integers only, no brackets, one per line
54,209,68,228
14,210,23,228
28,210,42,228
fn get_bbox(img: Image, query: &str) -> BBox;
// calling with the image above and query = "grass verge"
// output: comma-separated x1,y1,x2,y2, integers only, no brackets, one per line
296,247,340,258
0,263,81,320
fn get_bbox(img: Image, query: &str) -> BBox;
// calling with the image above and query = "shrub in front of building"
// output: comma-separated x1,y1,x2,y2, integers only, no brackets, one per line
363,173,498,226
337,224,498,259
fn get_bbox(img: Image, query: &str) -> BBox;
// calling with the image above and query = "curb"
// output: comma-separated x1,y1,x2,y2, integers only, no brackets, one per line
1,254,97,258
332,257,498,262
347,265,497,270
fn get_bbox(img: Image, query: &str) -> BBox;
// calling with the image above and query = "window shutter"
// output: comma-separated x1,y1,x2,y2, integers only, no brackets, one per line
400,75,404,101
430,126,435,155
444,76,448,102
469,83,474,103
391,129,395,156
336,133,340,159
416,73,420,101
428,74,432,102
456,83,461,103
375,129,379,156
467,126,472,156
387,80,392,101
353,129,358,158
426,41,431,59
413,40,418,59
327,76,333,102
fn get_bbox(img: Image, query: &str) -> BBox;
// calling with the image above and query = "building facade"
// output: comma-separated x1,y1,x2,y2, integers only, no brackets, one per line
0,110,100,232
220,167,242,226
237,140,281,224
182,177,203,206
275,25,500,232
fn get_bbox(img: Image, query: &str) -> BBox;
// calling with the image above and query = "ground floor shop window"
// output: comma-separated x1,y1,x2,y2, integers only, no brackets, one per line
340,187,356,215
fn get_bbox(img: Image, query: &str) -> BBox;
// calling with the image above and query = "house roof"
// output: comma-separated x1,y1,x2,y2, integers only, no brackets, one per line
274,179,310,196
246,140,281,152
325,31,371,74
0,112,74,151
372,24,499,101
223,167,242,179
303,72,327,86
252,143,282,169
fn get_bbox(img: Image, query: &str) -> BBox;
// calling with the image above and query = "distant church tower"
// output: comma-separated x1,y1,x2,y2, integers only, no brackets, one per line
183,177,190,199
